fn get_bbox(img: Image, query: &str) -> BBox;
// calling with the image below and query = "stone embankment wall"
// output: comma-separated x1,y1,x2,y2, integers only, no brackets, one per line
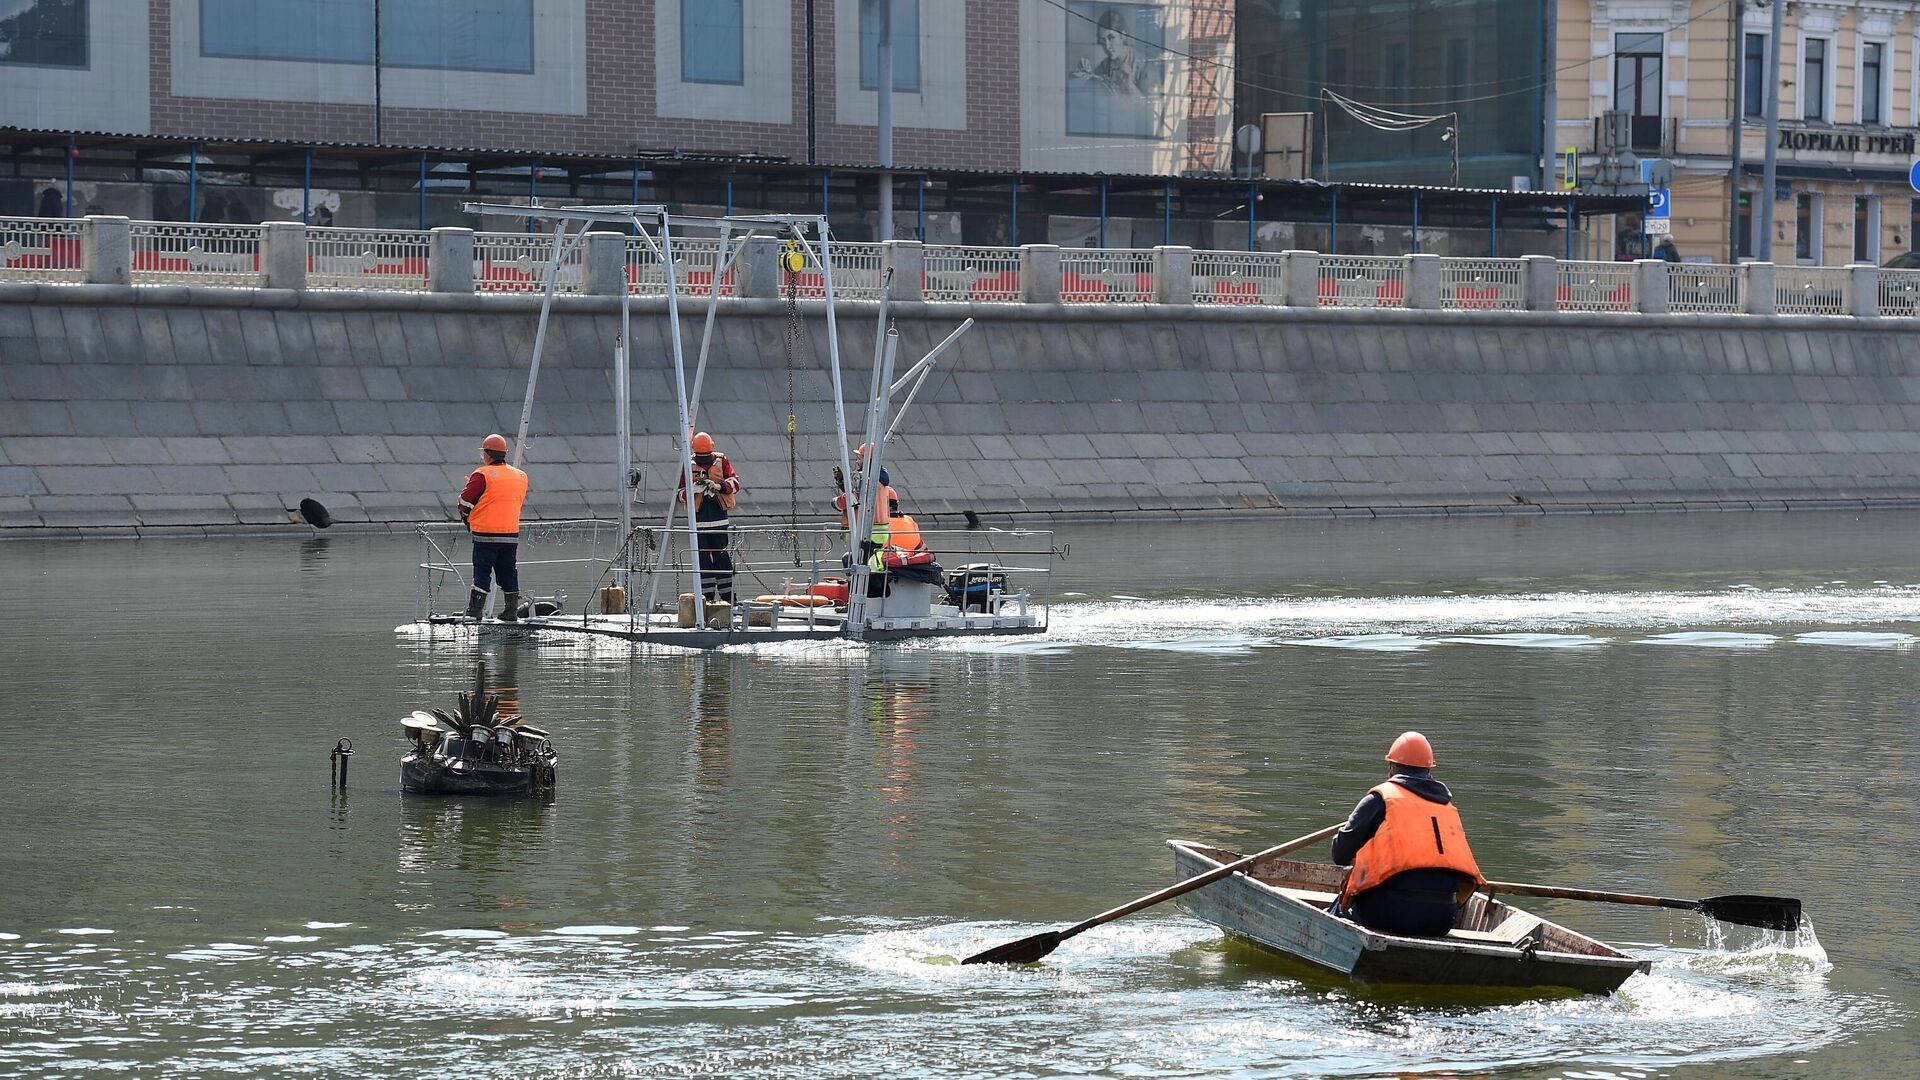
4,282,1920,536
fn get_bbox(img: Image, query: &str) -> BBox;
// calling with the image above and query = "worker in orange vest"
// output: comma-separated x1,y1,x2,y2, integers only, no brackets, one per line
674,431,742,603
457,433,531,621
1331,731,1485,936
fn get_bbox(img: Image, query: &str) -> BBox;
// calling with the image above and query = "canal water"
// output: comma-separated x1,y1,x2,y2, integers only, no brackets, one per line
3,512,1915,1077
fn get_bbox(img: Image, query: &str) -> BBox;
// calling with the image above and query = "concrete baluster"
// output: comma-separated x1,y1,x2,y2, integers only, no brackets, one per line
1281,249,1317,307
1404,253,1442,310
429,227,476,294
1522,255,1558,311
583,231,627,296
883,240,924,301
1634,259,1670,314
81,215,131,286
1152,245,1194,304
1847,262,1879,317
735,236,781,299
1743,262,1776,315
260,221,307,290
1019,244,1061,304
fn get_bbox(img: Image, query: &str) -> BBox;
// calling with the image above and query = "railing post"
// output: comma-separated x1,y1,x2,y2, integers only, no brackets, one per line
429,226,475,294
1633,259,1669,314
1404,253,1441,309
583,230,627,296
260,220,307,290
1743,262,1776,315
1152,244,1193,304
1281,249,1317,307
81,214,131,286
1847,262,1879,316
736,235,781,299
1522,255,1557,311
883,240,924,301
1019,243,1061,304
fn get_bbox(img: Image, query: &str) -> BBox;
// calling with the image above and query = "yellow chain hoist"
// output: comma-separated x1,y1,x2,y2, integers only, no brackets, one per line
781,238,806,274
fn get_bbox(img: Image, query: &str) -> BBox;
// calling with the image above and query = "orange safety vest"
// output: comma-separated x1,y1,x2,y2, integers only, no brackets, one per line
1337,781,1484,908
691,453,737,512
468,463,529,540
835,483,894,530
888,513,923,552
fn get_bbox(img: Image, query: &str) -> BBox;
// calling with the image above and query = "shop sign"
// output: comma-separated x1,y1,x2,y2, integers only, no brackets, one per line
1777,130,1917,155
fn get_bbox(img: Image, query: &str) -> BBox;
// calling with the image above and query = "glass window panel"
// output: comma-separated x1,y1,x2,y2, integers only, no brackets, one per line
1861,42,1882,124
860,0,919,92
1804,38,1826,119
1855,197,1871,262
1384,42,1407,104
682,0,743,84
1796,193,1813,261
1445,38,1467,102
1325,46,1347,131
0,0,88,68
201,0,532,72
1743,34,1766,118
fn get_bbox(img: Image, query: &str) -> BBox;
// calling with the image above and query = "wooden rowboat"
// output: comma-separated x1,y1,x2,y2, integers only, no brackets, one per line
1169,840,1650,995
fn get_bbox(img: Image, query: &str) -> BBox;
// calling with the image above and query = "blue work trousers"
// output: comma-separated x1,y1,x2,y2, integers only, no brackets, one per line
472,540,520,593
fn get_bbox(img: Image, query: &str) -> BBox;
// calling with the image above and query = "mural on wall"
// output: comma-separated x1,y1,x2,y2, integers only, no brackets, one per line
1065,1,1166,139
0,0,87,67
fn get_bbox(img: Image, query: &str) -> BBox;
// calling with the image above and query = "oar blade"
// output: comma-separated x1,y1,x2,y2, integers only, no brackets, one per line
960,929,1063,966
1699,894,1802,931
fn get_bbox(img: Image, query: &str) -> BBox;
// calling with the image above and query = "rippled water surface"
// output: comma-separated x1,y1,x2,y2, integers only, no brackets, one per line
5,512,1917,1077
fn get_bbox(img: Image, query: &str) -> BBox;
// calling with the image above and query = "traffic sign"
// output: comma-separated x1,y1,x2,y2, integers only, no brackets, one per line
1910,159,1920,193
1647,187,1671,218
1645,217,1672,236
1639,157,1671,219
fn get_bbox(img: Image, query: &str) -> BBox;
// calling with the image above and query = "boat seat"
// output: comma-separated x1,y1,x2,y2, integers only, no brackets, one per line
1448,916,1543,946
1274,886,1338,909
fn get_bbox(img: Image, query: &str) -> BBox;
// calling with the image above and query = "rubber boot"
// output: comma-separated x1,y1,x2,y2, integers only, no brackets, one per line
500,591,521,623
464,588,488,620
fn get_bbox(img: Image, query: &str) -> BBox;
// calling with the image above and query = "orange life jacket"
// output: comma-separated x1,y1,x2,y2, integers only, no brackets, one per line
468,463,529,539
835,483,894,530
1337,781,1484,908
888,513,923,552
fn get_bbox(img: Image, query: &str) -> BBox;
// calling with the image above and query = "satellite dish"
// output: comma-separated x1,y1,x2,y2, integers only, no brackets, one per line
1235,124,1262,157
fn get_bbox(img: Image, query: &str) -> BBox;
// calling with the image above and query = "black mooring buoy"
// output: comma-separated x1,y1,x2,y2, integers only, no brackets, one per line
299,498,333,529
330,737,354,789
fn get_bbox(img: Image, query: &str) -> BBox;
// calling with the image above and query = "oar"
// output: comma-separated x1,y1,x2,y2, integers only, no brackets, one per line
1486,880,1801,931
962,823,1343,966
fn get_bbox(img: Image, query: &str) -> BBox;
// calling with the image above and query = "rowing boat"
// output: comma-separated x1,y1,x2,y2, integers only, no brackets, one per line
1168,840,1650,994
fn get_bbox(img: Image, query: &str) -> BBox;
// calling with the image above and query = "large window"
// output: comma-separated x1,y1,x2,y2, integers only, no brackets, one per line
0,0,87,68
1325,46,1348,131
859,0,919,92
1802,37,1828,120
200,0,534,73
1860,40,1885,124
1742,33,1766,118
681,0,743,84
1445,38,1468,103
1855,196,1878,262
1383,41,1408,105
1737,190,1754,260
1795,192,1817,262
1613,33,1663,150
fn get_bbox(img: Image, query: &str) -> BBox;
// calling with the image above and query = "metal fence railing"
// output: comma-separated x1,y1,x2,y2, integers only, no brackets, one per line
1774,267,1848,316
1318,254,1406,308
1878,267,1920,316
1192,250,1287,304
1060,248,1154,303
1668,263,1743,314
0,216,84,283
1438,258,1523,310
306,227,430,291
627,236,733,297
474,231,582,294
1556,260,1636,312
812,241,886,300
922,245,1020,302
129,222,264,286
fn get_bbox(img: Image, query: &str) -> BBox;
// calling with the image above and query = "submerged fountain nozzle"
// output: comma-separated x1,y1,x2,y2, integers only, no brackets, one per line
330,737,355,789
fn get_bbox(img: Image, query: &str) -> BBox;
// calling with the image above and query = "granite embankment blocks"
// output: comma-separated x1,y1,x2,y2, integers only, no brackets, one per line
4,281,1920,534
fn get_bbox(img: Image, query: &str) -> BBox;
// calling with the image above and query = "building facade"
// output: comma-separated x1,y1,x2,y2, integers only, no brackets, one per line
0,0,1235,232
1558,0,1920,264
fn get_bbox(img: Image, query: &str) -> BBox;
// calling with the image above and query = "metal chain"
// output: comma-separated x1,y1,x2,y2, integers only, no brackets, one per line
783,247,803,567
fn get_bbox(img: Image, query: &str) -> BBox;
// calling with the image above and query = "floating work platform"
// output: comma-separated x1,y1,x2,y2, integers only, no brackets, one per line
425,607,1046,647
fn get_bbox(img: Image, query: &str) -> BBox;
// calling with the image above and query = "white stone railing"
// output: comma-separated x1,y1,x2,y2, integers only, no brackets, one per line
8,215,1916,319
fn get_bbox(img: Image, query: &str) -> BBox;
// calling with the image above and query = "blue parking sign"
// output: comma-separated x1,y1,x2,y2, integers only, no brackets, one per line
1910,159,1920,194
1647,188,1671,218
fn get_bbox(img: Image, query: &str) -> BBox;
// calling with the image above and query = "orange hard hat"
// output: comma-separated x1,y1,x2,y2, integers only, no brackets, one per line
856,442,874,460
691,432,715,454
481,433,509,453
1385,731,1436,769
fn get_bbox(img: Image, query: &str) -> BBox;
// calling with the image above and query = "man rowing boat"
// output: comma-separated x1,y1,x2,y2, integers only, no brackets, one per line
1330,731,1486,937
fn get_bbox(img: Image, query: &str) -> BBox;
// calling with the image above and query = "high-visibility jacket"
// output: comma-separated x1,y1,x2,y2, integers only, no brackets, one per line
1336,781,1484,908
888,513,923,552
464,463,529,542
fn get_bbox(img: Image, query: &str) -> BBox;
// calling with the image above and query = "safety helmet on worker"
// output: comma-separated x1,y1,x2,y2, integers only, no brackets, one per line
877,466,891,486
856,442,873,461
1385,731,1436,769
481,433,510,454
691,431,716,454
